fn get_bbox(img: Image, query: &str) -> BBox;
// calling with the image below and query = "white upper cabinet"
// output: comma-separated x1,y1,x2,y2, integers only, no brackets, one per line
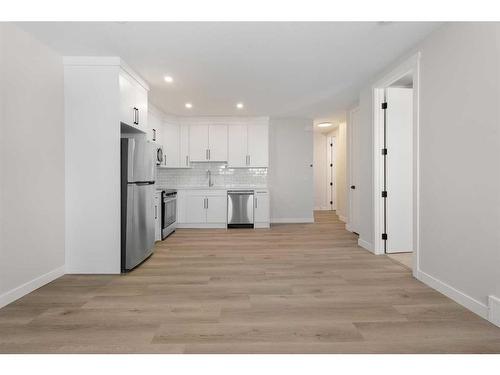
119,70,148,131
208,124,228,161
163,122,180,167
189,124,210,161
147,108,162,143
188,124,228,162
179,125,190,167
227,124,248,167
119,72,136,127
247,123,269,167
157,118,268,168
227,122,269,168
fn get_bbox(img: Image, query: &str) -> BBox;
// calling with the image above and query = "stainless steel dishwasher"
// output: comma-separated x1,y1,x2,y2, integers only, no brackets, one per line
227,190,254,228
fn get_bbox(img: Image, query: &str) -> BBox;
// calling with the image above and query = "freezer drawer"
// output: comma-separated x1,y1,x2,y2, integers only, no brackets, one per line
227,190,254,228
124,183,155,271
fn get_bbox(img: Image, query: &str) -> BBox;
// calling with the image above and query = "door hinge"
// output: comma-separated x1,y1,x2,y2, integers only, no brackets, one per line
330,182,333,186
330,201,333,205
330,163,333,167
381,191,387,198
330,143,333,147
381,148,387,155
381,102,387,109
382,233,388,240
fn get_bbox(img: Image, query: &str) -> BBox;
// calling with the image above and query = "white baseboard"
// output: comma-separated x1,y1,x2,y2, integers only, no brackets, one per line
255,222,270,229
314,206,329,211
177,223,226,229
358,238,374,253
415,269,489,319
488,295,500,327
271,218,315,224
345,223,353,232
338,215,347,222
0,266,65,309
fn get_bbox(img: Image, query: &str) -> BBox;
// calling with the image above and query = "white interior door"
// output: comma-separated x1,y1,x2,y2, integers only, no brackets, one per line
327,136,336,210
348,108,361,233
385,88,413,253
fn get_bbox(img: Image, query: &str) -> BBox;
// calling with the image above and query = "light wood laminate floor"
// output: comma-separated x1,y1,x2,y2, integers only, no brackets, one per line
1,211,499,353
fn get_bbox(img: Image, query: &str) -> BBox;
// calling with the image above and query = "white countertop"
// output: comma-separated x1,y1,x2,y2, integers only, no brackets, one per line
155,185,268,191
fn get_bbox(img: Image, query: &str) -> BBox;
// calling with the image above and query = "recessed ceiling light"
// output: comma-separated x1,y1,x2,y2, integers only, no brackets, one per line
317,122,333,128
164,76,173,83
236,103,244,109
185,103,193,109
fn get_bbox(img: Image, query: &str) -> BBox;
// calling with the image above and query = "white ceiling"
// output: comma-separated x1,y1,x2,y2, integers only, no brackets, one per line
18,22,440,119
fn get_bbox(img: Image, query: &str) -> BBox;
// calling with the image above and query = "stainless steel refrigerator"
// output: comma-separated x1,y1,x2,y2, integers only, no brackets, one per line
121,138,156,272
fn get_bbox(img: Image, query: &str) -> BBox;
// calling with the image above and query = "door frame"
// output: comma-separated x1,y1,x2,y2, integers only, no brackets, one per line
347,107,359,233
372,53,421,276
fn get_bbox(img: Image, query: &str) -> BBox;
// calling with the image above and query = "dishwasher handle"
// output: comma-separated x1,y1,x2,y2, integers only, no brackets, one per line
228,190,254,195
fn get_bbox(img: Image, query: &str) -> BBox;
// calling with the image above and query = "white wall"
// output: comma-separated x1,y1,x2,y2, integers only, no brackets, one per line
352,22,500,322
269,118,314,222
64,62,121,274
0,24,65,307
313,131,328,210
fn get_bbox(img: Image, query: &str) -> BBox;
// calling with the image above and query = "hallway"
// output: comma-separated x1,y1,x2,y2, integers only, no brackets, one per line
0,211,499,353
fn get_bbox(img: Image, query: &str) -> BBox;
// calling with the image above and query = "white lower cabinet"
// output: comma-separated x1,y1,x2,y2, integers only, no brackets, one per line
177,189,269,229
206,195,227,223
180,190,227,227
254,191,270,228
185,194,207,223
154,191,161,241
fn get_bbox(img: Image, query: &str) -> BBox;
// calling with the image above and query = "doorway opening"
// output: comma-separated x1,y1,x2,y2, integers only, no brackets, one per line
372,54,420,274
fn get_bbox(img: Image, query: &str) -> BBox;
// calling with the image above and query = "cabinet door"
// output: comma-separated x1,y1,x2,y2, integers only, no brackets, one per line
206,195,227,223
176,190,186,223
163,122,180,167
189,124,209,161
179,125,190,167
254,192,270,223
148,110,162,143
227,124,248,167
154,193,161,241
119,73,136,127
208,124,228,161
248,124,269,167
185,195,207,223
135,84,148,131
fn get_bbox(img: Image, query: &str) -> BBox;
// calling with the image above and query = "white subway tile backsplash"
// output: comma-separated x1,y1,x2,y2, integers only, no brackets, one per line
156,162,267,188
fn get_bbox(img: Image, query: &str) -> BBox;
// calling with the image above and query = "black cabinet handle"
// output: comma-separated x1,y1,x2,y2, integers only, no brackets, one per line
350,185,356,189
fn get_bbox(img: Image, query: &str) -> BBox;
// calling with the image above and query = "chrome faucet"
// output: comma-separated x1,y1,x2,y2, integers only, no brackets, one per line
207,169,214,187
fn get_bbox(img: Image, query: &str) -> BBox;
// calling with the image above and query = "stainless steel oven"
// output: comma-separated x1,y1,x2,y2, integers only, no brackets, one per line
162,189,177,239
